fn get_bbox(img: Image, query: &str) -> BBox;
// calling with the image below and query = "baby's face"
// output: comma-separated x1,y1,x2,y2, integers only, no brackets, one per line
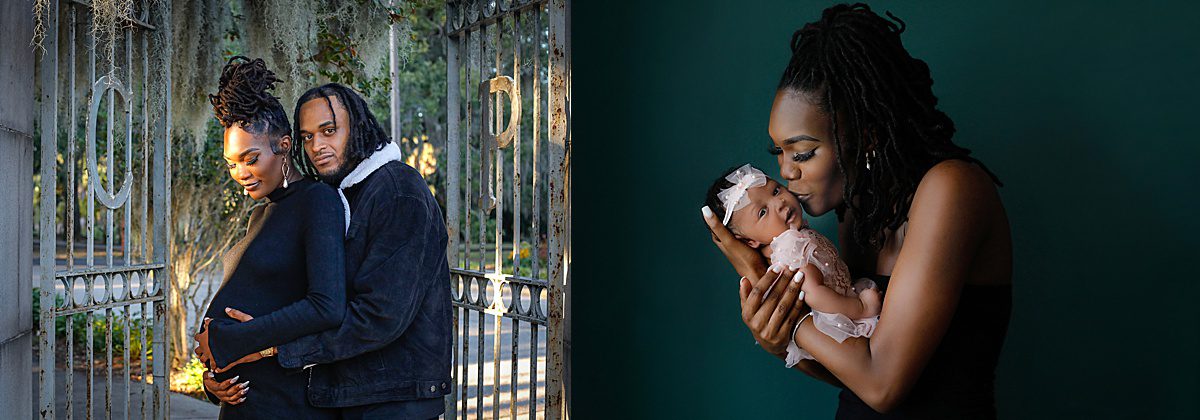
730,178,807,247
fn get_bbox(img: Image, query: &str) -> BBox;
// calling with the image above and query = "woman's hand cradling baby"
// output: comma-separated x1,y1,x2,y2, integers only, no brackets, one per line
702,206,768,280
739,265,807,356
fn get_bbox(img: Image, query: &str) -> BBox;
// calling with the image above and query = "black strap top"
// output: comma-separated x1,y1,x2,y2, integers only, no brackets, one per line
835,274,1012,420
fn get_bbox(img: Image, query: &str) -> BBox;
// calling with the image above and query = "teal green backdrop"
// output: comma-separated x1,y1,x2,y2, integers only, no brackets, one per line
571,1,1199,418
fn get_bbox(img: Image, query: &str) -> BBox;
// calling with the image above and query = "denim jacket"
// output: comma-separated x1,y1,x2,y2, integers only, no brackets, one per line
277,160,452,408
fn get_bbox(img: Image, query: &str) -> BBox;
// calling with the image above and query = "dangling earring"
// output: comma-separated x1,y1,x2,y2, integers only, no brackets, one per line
282,156,291,189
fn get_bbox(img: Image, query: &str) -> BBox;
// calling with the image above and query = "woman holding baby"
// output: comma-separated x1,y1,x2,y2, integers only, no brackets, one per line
701,4,1012,419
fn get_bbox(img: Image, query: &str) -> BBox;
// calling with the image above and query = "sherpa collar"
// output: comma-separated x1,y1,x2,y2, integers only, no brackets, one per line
336,142,402,234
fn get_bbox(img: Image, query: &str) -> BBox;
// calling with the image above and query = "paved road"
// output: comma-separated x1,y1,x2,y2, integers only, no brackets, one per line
32,368,218,419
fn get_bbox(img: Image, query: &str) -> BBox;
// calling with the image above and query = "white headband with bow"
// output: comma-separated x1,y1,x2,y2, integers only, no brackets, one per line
717,164,767,225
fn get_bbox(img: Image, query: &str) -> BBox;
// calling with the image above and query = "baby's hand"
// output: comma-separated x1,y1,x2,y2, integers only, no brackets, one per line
857,286,883,317
796,263,825,298
790,217,807,230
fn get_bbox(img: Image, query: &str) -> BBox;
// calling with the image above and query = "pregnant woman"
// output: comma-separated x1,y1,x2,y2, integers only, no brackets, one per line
192,56,347,418
702,4,1012,418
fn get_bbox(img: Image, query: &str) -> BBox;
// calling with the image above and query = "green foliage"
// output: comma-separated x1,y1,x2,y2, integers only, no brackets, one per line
366,1,448,205
503,240,547,278
177,357,209,395
313,21,394,100
390,0,448,132
468,209,499,240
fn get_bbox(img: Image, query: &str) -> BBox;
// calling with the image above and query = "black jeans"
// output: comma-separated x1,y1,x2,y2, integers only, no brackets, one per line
337,397,444,420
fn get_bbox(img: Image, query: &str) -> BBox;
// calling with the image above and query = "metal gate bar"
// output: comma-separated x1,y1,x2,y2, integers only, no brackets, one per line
445,1,568,419
37,0,171,418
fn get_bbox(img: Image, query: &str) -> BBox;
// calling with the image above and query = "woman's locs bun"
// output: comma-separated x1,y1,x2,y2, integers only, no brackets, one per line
790,3,905,54
209,56,283,128
208,56,291,152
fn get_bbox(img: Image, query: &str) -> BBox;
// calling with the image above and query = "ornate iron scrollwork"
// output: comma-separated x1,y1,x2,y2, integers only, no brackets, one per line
86,75,134,210
478,75,521,211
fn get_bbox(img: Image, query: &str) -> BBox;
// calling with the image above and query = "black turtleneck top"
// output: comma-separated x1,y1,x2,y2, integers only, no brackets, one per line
204,177,345,417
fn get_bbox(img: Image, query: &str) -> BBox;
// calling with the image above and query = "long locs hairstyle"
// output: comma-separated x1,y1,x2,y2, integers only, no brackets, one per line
777,3,1001,252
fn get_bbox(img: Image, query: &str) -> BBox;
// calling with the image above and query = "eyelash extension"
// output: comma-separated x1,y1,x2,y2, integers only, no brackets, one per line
794,150,816,162
768,146,783,155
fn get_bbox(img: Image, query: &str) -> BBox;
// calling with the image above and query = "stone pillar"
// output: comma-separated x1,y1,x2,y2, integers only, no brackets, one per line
0,0,35,418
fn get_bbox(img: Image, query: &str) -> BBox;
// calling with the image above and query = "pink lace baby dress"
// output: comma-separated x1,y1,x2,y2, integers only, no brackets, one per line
769,228,879,367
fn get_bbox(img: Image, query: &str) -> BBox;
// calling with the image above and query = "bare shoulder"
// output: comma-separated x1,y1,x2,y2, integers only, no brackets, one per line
907,159,1004,249
912,160,1000,215
920,159,998,197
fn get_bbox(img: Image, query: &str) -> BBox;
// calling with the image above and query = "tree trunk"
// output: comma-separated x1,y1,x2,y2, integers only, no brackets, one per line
168,270,191,373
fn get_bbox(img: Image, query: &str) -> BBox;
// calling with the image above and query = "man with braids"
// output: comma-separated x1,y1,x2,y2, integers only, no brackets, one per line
191,56,345,418
202,80,452,419
702,3,1012,418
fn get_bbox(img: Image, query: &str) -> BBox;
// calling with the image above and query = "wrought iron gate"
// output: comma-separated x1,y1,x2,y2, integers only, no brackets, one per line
444,0,570,419
36,0,173,418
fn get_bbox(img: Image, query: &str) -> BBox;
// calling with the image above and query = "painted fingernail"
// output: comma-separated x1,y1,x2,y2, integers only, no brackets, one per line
792,271,804,283
701,206,713,219
231,376,239,382
206,371,214,378
797,290,806,300
237,397,246,403
225,307,232,313
239,381,250,388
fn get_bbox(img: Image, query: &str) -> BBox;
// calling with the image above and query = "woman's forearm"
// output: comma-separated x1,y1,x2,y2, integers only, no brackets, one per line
793,315,926,413
793,319,892,407
791,358,844,387
206,291,344,367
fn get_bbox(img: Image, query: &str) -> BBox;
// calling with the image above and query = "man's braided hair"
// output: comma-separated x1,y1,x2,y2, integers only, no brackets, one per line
289,83,391,180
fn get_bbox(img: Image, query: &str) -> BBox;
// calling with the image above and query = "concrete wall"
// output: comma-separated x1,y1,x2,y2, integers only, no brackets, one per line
0,0,35,418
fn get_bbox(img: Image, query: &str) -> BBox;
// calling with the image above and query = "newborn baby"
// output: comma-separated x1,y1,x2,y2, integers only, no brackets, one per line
705,164,881,366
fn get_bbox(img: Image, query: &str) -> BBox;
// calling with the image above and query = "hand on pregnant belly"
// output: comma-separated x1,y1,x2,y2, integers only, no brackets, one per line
210,307,269,373
203,370,249,405
193,318,215,370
